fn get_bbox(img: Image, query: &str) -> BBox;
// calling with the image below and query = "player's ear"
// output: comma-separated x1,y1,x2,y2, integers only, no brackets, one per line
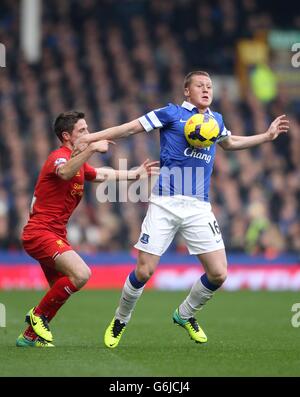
184,86,190,98
61,131,71,141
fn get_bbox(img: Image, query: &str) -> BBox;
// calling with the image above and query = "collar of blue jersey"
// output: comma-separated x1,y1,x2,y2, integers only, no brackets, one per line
181,101,213,116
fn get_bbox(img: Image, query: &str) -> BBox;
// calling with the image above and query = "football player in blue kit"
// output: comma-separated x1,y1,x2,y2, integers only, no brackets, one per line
75,71,289,348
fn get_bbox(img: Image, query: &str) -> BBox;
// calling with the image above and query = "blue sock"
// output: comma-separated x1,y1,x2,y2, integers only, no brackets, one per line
129,270,145,289
200,273,220,291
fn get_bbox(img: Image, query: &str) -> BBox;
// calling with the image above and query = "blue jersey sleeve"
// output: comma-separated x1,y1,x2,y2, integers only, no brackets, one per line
215,114,231,143
138,103,178,132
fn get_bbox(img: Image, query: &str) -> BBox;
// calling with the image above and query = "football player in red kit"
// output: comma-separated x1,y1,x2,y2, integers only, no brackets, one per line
17,111,159,347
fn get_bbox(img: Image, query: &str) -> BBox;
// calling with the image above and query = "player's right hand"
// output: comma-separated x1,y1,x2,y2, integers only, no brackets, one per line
72,135,90,157
91,140,115,153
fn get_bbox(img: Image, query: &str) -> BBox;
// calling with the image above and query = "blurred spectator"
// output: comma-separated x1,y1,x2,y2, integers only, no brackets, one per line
245,201,270,254
250,63,278,103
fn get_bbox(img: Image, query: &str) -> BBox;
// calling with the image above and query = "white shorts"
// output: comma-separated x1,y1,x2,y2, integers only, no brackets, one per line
134,194,225,256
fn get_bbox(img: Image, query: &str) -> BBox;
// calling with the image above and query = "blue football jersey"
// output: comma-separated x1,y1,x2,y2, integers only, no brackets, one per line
138,101,231,202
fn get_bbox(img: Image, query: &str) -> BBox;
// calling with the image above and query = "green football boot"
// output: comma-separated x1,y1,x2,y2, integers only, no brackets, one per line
173,308,207,343
16,334,54,347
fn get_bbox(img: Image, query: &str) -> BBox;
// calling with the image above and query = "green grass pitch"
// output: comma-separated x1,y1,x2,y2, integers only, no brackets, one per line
0,290,300,377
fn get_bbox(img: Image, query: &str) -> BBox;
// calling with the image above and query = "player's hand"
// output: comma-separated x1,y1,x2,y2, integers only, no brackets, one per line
133,159,160,180
72,135,90,156
266,115,289,141
91,140,115,153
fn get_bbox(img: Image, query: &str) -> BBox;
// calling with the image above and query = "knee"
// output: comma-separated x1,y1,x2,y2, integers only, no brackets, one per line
135,267,154,283
135,259,155,283
71,267,92,289
135,251,159,283
208,270,227,286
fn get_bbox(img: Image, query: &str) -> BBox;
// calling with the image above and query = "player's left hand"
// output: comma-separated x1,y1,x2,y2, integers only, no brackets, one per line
134,159,160,179
266,115,289,140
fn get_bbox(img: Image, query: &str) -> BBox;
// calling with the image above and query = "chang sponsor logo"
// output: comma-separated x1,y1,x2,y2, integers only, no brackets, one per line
183,147,212,163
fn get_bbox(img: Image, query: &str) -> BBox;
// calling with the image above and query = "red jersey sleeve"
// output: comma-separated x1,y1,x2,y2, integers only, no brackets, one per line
84,163,97,181
50,154,69,176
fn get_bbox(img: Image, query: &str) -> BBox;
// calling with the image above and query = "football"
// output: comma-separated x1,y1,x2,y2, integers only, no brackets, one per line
184,113,220,148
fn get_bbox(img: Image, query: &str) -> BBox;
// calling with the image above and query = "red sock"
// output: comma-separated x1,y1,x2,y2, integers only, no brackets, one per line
24,325,38,341
34,276,78,321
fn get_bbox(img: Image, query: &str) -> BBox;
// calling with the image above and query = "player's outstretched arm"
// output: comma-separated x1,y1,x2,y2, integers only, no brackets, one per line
94,159,160,182
219,115,289,151
74,119,144,155
58,140,113,180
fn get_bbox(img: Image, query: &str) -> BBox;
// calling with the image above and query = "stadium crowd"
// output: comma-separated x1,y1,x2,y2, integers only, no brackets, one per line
0,0,299,256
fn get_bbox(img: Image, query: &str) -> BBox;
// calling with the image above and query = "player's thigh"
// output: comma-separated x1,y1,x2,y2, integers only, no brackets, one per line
197,248,228,284
22,231,73,263
54,250,91,283
180,208,225,255
134,202,180,256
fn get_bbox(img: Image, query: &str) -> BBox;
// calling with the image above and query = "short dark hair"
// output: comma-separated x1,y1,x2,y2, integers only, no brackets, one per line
184,71,211,88
54,111,85,142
